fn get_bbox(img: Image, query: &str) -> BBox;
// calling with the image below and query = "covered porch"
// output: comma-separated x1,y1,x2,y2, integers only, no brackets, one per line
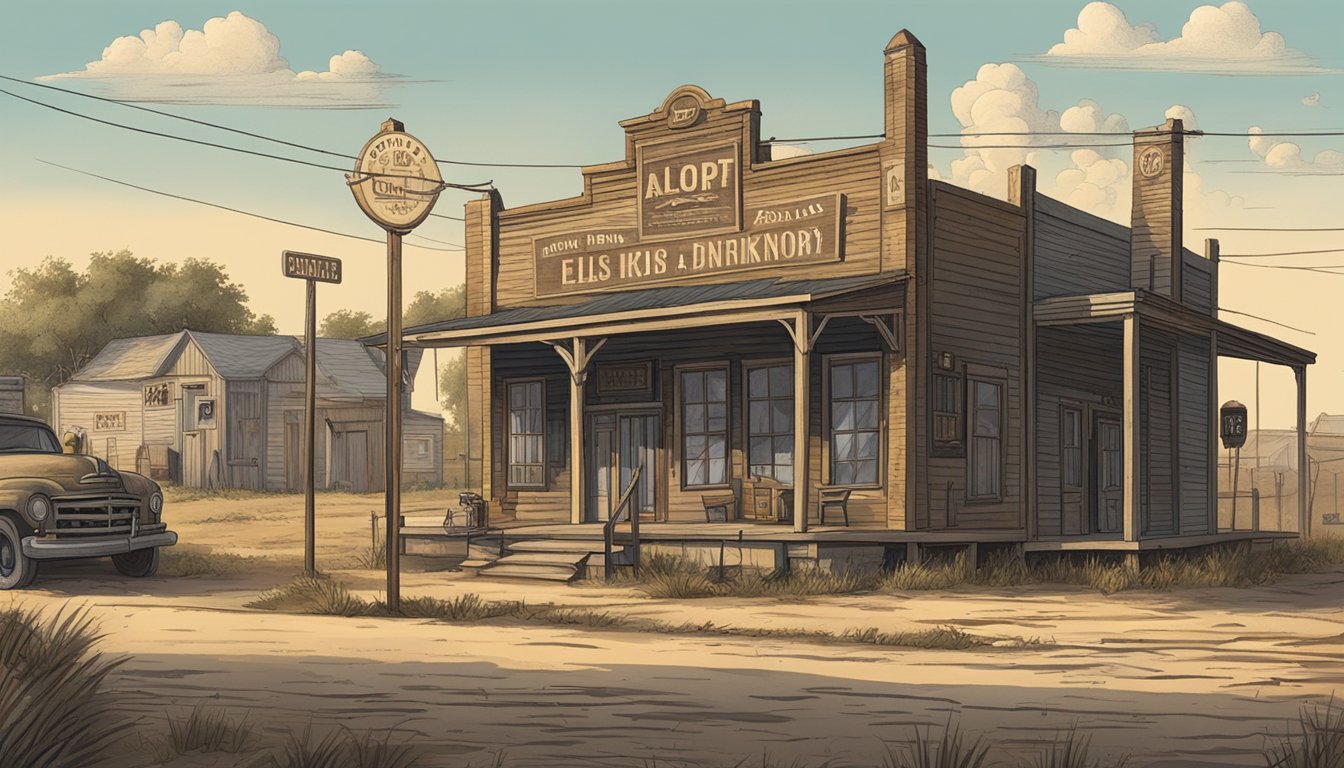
1033,289,1316,547
403,274,907,536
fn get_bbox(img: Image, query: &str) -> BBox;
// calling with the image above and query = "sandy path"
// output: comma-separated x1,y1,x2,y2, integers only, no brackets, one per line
17,552,1344,768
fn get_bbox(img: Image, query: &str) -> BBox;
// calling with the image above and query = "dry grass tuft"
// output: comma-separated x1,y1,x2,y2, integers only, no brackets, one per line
0,607,132,768
166,704,255,754
160,547,261,577
245,574,375,616
271,724,423,768
1264,697,1344,768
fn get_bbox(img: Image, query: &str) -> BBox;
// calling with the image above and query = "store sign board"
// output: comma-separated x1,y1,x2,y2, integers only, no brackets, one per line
533,193,844,298
637,142,741,240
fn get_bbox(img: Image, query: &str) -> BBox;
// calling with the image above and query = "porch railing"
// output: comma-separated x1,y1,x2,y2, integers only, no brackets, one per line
604,464,643,580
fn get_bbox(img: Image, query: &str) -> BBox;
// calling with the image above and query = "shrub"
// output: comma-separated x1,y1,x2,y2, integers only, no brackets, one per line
246,574,375,616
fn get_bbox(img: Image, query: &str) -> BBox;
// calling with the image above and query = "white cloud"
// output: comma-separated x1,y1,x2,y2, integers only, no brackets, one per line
1248,127,1344,174
1301,92,1321,107
40,12,397,108
943,65,1241,227
1038,2,1329,74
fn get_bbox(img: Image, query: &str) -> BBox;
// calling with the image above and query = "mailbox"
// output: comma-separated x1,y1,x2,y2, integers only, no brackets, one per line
1220,400,1248,450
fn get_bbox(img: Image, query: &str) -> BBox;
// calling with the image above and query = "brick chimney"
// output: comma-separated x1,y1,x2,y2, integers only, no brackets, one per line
1131,118,1184,297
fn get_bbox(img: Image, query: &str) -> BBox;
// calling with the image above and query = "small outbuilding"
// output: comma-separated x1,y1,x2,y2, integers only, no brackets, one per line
51,330,442,491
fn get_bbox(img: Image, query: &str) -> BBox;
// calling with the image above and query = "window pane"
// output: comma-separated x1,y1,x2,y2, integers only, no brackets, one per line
708,435,726,460
776,464,794,485
749,368,768,398
832,364,853,398
855,432,878,461
686,459,706,487
707,370,727,402
749,401,771,433
772,399,793,433
855,400,879,430
708,403,727,432
769,365,792,397
527,381,542,408
686,434,706,461
854,362,879,398
855,460,878,486
750,437,771,465
708,458,726,485
685,404,706,433
976,381,999,409
834,432,854,461
772,436,792,465
833,402,855,432
976,408,998,437
682,371,703,403
834,462,855,486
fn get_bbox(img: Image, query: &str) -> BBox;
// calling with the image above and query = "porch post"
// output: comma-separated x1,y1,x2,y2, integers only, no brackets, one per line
1123,313,1141,542
1296,364,1309,538
569,337,587,525
792,311,811,533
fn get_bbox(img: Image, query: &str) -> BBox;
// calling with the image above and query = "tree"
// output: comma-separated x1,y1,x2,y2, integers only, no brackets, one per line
319,309,382,339
0,250,276,419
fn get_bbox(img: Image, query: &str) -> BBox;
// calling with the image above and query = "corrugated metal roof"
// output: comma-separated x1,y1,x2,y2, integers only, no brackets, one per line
190,331,299,379
372,274,902,343
71,330,299,382
70,333,183,381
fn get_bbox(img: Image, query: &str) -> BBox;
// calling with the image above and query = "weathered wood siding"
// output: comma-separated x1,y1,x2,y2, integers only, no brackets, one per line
1181,249,1214,313
1177,335,1212,535
1034,324,1124,536
51,382,143,470
225,380,263,490
1033,194,1131,300
1141,327,1177,536
925,182,1025,530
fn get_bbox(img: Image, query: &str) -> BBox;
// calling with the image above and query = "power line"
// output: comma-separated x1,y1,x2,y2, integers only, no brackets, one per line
0,74,584,171
38,159,462,252
1222,261,1344,275
0,86,492,190
1219,307,1316,336
429,211,465,222
1197,226,1344,232
929,141,1135,150
1220,248,1344,258
767,129,1344,143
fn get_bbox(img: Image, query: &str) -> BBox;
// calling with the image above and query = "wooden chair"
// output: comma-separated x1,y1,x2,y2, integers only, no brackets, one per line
817,486,851,527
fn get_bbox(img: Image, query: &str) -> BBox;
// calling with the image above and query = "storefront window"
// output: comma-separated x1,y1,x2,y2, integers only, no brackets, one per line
681,368,727,487
507,379,545,487
747,363,793,484
829,357,881,486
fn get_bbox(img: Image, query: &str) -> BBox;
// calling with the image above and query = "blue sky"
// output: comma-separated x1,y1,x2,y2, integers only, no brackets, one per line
1,1,1341,424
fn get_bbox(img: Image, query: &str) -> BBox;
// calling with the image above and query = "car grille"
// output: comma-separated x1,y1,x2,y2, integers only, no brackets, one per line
52,496,140,539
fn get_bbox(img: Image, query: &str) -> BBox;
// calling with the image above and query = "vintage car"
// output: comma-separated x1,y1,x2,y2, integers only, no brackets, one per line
0,414,176,589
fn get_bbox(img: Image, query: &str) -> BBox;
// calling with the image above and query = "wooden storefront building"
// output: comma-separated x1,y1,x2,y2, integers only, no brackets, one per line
52,330,443,491
402,30,1314,575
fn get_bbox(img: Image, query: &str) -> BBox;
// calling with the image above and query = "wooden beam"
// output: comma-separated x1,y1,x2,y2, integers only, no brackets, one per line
418,307,802,348
568,337,586,526
791,310,811,534
1123,313,1141,542
859,314,900,351
1297,365,1309,538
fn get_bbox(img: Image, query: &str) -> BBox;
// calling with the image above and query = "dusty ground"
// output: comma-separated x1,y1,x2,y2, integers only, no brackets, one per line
11,489,1344,767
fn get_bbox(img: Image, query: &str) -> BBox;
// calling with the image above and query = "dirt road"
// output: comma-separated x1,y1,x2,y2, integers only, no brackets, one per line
12,490,1343,767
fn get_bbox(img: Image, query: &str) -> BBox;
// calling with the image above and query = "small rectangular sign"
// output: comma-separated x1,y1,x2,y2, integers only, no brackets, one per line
638,141,741,241
282,250,343,284
596,362,653,396
93,412,125,432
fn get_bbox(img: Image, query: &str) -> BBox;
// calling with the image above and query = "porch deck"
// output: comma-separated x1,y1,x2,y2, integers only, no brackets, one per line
490,522,1026,545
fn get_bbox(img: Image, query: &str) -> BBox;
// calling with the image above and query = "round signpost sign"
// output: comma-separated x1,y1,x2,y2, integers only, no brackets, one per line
350,119,443,233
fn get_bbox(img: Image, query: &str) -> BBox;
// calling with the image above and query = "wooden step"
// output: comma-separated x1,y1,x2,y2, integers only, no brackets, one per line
458,559,496,574
483,562,581,582
507,539,604,554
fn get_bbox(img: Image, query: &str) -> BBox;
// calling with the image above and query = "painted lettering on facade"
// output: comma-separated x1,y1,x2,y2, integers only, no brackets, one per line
534,194,843,298
637,142,741,240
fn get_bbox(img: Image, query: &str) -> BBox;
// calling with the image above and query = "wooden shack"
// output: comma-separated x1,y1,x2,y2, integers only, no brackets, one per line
398,30,1314,578
52,330,442,490
0,376,23,416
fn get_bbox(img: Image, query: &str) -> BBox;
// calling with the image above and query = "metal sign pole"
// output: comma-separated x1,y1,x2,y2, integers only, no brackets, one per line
304,278,317,576
385,230,403,611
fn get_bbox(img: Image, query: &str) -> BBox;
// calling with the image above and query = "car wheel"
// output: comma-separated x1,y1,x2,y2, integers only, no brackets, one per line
112,547,160,578
0,517,38,590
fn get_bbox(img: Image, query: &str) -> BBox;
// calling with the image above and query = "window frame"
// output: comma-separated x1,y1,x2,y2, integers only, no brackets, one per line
504,377,547,490
742,358,795,484
676,363,731,490
965,368,1006,503
404,436,433,462
931,369,964,458
824,352,885,490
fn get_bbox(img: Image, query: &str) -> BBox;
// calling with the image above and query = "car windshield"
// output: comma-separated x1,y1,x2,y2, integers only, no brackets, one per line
0,424,62,454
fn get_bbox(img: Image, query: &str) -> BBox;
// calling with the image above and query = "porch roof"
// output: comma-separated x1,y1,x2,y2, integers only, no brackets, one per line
381,273,906,348
1032,290,1315,368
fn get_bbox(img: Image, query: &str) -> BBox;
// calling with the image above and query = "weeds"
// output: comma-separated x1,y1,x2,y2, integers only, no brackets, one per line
166,704,255,754
245,574,375,616
1025,726,1128,768
0,607,131,768
272,725,420,768
883,715,992,768
160,547,261,577
354,542,388,570
1264,697,1344,768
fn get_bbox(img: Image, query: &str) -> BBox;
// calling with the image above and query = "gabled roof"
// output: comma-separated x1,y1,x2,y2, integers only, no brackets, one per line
70,330,299,382
310,338,388,399
1311,413,1344,435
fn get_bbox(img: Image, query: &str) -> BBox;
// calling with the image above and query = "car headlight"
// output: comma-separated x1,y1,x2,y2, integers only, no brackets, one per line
149,492,163,518
27,495,51,522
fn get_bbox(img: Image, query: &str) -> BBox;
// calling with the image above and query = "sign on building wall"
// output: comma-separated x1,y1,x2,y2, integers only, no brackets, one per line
93,412,125,432
196,399,217,430
637,142,742,240
596,362,654,398
534,193,844,298
143,382,172,408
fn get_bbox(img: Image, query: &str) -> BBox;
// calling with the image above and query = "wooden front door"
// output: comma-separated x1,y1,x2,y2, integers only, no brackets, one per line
1060,406,1085,535
284,411,302,491
1093,416,1123,534
587,411,658,523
